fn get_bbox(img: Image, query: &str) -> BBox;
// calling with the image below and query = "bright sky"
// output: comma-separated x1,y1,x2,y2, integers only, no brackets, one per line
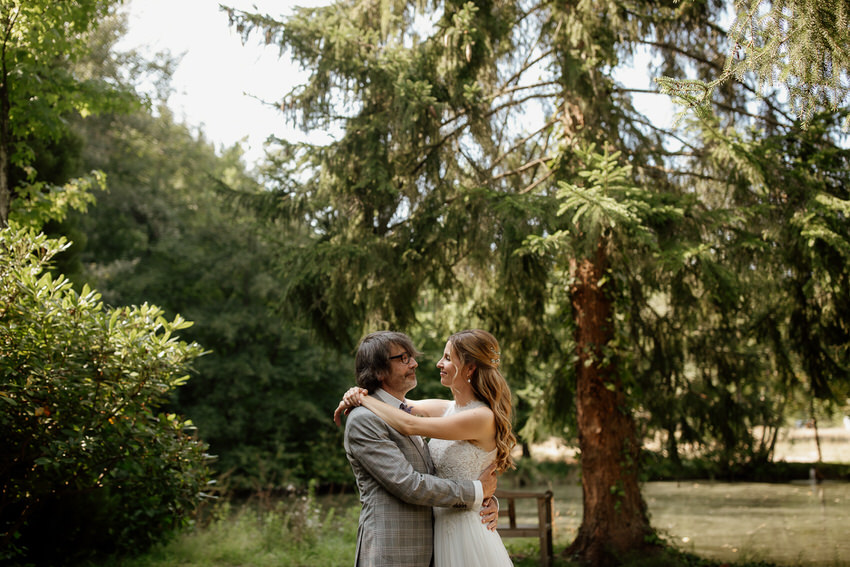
119,0,321,167
119,0,671,168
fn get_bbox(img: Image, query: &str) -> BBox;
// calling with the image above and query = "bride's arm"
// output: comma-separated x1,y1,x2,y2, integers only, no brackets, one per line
360,395,494,442
335,388,450,420
400,398,452,417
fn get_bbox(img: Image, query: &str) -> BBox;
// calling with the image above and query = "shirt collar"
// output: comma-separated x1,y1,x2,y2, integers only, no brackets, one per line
376,388,405,407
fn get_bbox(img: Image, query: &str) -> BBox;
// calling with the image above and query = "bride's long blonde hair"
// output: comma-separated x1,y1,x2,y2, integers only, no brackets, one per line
448,329,516,472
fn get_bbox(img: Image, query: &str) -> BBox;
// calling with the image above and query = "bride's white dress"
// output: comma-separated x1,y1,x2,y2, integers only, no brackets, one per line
429,400,514,567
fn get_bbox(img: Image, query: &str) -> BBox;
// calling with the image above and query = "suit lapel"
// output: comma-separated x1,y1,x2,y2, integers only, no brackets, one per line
374,389,434,472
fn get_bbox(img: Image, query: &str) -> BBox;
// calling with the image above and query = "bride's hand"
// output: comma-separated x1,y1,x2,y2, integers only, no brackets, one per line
343,386,368,407
332,399,349,427
333,387,369,426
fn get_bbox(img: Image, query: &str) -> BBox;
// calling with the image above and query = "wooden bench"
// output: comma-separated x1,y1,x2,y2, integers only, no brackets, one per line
495,489,554,566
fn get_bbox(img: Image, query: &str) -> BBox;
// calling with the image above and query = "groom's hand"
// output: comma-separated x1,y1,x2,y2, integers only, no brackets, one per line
480,497,499,531
477,462,498,499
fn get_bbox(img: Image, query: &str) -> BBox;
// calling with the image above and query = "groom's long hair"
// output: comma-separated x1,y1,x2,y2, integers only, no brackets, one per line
355,331,421,393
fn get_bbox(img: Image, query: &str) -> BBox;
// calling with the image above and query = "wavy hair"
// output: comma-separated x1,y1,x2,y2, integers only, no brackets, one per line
448,329,516,472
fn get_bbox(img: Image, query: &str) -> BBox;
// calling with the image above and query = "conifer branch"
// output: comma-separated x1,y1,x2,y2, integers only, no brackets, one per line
518,168,554,195
501,49,557,91
493,156,555,182
489,80,562,103
642,39,794,123
624,112,701,153
414,91,559,177
637,164,727,184
490,114,560,172
643,39,725,72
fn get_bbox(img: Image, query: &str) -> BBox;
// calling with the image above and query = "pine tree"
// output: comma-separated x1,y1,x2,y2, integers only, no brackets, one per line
659,0,850,129
228,0,849,563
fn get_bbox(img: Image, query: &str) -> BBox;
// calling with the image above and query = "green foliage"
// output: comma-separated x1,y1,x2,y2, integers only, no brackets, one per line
8,10,359,495
0,0,128,157
745,116,850,400
642,451,850,482
227,0,529,344
0,0,135,226
659,0,850,129
229,0,564,455
523,144,670,259
610,107,850,473
227,0,850,490
67,99,353,490
9,169,105,229
0,228,211,565
518,118,846,473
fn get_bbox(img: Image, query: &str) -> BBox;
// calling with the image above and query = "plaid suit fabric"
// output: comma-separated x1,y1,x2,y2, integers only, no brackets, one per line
344,390,478,567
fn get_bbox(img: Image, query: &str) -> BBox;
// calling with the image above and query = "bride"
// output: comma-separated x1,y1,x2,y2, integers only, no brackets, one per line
341,329,516,567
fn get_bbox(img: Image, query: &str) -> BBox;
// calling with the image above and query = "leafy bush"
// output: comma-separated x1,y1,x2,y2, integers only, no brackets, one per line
0,228,211,565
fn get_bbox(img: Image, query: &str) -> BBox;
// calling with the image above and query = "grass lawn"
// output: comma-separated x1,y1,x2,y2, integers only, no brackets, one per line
88,493,790,567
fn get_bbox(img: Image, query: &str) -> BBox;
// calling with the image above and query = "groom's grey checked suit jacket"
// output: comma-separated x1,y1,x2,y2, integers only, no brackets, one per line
344,388,480,567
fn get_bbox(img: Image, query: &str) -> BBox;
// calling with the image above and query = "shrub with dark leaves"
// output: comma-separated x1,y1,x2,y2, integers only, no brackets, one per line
0,228,211,565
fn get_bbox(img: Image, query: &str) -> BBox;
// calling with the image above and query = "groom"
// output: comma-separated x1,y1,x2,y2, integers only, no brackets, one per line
338,331,498,567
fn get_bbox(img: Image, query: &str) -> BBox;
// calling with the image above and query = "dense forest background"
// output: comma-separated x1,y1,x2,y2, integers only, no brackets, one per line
2,0,849,565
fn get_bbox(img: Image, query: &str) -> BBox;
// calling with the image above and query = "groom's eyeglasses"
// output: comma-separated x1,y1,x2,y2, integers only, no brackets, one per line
388,352,412,364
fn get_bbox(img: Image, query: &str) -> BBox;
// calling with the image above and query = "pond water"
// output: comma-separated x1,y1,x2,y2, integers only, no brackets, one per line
505,480,850,566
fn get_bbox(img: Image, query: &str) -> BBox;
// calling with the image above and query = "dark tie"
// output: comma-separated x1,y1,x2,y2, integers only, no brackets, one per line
399,403,423,449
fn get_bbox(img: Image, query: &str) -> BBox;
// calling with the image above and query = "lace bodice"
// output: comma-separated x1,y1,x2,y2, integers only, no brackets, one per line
428,400,496,481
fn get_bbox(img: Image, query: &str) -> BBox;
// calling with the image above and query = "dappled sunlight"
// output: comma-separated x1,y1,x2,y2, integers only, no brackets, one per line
496,478,850,567
774,427,850,464
646,481,849,567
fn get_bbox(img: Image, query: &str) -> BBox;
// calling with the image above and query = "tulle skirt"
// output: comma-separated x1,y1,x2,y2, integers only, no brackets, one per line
433,507,513,567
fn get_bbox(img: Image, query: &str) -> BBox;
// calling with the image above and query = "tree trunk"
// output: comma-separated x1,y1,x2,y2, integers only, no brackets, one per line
666,422,681,467
813,419,823,463
565,238,657,566
0,63,10,228
0,136,9,227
